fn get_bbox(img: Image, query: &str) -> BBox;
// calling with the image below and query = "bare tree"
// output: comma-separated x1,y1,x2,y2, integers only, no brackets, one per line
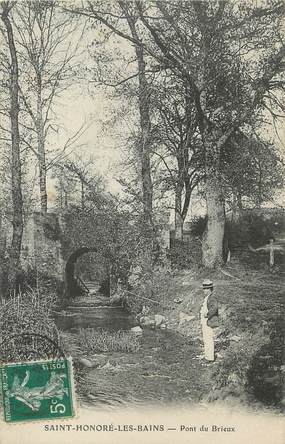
54,155,106,211
68,0,157,268
13,0,81,214
1,1,23,291
152,76,203,239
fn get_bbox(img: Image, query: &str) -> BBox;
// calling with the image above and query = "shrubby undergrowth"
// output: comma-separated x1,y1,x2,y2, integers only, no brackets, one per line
124,264,177,315
0,288,59,362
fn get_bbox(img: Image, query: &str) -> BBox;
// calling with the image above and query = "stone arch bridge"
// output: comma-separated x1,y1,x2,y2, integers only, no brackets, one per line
20,212,110,300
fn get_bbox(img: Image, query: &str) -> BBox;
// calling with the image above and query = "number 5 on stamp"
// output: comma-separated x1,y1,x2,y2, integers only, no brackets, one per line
0,358,75,423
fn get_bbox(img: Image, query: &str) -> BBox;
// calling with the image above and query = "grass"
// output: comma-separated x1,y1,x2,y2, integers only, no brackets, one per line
78,328,141,354
0,288,60,416
208,264,284,409
0,289,59,362
170,261,285,410
127,259,284,410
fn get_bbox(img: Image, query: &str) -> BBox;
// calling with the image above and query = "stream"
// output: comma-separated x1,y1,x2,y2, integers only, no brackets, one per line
54,287,210,409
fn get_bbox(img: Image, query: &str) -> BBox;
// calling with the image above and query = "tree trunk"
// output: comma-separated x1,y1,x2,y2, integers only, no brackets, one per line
257,160,263,208
237,192,243,213
231,193,239,221
202,176,225,267
269,239,274,268
137,48,154,269
174,183,184,240
123,10,153,231
136,48,153,231
1,5,24,291
64,191,68,208
59,181,63,209
181,177,192,221
175,212,184,241
0,210,6,301
81,180,85,210
196,30,226,268
36,80,48,214
202,138,225,268
126,15,154,269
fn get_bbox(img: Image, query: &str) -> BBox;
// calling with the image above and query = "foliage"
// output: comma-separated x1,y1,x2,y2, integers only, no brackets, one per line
246,318,284,407
0,289,59,362
205,330,269,404
77,328,140,353
16,266,64,302
61,203,159,287
61,206,115,266
167,238,202,269
0,289,57,337
1,0,284,279
43,219,62,241
206,318,284,409
201,262,285,409
189,216,207,238
188,210,284,253
127,0,284,266
125,264,178,314
222,135,284,208
98,277,110,296
227,210,285,248
151,76,203,228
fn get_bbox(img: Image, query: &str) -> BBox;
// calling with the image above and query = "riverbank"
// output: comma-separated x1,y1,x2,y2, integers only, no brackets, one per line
126,260,285,411
62,260,284,412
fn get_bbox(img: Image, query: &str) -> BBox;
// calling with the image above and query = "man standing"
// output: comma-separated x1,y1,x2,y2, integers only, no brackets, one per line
200,279,219,362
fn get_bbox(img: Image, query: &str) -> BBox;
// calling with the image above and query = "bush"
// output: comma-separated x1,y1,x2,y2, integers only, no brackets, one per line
189,215,207,237
224,212,285,267
0,289,59,362
205,330,268,404
77,328,141,353
206,318,284,410
226,211,285,248
168,238,202,269
15,267,63,306
246,318,284,407
124,265,178,314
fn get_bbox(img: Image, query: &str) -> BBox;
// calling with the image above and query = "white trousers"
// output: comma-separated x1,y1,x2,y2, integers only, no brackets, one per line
201,319,214,361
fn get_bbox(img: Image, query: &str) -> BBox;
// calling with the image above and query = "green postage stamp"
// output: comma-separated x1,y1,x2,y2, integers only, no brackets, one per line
0,358,75,423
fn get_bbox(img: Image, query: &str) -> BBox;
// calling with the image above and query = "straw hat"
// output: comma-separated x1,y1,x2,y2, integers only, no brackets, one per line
202,279,214,289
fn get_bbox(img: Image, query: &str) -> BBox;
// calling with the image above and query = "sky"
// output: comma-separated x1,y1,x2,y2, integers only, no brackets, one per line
45,27,133,207
46,76,285,215
38,12,285,215
0,1,284,220
45,80,124,205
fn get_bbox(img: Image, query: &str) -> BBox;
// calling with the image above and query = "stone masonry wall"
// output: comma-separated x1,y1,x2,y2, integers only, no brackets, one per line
21,213,64,281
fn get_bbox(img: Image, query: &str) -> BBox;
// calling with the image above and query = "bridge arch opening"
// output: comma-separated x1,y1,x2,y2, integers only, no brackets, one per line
65,247,110,298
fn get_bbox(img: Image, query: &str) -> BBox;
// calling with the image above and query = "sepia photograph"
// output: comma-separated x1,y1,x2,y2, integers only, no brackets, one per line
0,0,284,443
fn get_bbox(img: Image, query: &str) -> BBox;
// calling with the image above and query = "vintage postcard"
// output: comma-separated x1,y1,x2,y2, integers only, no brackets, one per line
0,0,284,443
